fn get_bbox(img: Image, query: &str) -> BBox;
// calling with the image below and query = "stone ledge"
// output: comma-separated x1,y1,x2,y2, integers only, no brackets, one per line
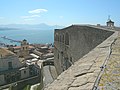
98,32,120,89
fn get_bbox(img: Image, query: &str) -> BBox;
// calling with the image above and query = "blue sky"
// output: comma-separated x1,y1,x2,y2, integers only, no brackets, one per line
0,0,120,26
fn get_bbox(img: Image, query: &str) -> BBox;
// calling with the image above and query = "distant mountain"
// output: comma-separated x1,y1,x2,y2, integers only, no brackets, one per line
0,27,19,31
0,23,64,30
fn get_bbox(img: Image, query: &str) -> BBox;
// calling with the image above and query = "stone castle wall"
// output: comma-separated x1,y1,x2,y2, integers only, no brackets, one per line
54,25,114,75
44,29,118,90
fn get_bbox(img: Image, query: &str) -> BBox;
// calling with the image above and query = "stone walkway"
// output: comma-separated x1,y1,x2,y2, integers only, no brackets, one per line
49,66,58,80
43,66,54,86
98,32,120,90
44,31,119,90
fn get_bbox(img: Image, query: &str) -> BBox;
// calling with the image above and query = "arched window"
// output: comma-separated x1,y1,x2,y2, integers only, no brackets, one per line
58,53,59,59
60,35,62,42
55,33,58,41
58,35,59,42
55,34,57,41
62,34,64,43
65,33,69,45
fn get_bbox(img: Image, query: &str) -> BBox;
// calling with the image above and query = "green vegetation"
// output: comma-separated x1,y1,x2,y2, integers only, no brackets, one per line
23,85,31,90
9,85,13,90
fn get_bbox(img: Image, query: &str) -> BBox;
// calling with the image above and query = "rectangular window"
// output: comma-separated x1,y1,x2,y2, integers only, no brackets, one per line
8,62,13,69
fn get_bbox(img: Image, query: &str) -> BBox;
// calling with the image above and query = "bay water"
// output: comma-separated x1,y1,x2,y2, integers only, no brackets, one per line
0,29,54,46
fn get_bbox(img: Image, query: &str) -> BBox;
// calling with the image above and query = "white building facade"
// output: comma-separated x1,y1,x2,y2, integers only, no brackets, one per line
0,48,39,86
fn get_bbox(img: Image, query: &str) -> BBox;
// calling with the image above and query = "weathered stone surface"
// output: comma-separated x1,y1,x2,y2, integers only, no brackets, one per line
98,32,120,90
54,25,114,75
71,73,95,87
69,83,94,90
44,31,119,90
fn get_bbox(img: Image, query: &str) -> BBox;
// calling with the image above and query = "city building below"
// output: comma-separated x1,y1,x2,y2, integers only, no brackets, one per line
0,39,55,89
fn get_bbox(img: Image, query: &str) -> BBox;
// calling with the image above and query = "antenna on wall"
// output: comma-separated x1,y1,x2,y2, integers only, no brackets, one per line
108,15,111,21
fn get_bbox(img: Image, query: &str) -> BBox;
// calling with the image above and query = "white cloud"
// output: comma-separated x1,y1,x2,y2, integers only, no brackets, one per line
21,15,40,19
29,9,48,14
59,16,63,19
0,17,4,19
23,18,35,21
20,9,47,23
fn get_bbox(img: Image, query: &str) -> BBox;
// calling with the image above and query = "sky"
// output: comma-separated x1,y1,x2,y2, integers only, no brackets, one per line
0,0,120,26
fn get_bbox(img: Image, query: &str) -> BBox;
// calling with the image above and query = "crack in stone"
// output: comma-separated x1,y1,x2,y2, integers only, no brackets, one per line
74,71,94,78
75,72,87,77
99,46,109,48
69,82,94,88
71,82,88,87
67,78,76,90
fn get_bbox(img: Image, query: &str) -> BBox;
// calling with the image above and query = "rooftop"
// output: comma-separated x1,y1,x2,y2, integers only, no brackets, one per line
55,24,120,32
0,48,15,58
107,20,114,23
12,45,35,49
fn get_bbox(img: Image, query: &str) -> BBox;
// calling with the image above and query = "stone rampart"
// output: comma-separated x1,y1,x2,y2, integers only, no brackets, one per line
54,25,114,74
45,31,118,90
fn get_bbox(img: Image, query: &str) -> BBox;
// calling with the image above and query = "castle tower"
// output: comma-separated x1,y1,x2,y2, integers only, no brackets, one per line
106,16,114,27
20,39,29,58
106,20,114,27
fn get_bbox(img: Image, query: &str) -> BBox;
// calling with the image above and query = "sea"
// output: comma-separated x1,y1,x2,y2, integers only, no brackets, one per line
0,29,54,46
